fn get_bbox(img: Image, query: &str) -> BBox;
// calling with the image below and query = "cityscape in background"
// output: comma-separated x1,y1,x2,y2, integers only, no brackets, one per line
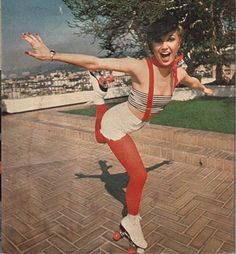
2,63,235,100
1,70,131,99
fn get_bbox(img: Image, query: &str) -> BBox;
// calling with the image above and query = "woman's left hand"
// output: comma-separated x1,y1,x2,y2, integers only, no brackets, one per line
203,87,214,96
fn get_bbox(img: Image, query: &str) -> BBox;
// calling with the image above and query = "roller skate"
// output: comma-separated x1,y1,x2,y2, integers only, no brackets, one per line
113,214,147,254
89,71,109,105
89,71,108,93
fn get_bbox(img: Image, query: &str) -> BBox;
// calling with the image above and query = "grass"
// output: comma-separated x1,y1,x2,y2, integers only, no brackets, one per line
63,97,235,134
63,103,117,117
150,97,235,134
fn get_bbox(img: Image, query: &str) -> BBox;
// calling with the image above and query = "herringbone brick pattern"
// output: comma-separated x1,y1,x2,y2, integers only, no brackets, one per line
2,110,235,254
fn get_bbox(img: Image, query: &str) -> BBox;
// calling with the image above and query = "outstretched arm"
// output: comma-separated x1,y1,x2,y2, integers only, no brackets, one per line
178,67,214,96
21,32,139,74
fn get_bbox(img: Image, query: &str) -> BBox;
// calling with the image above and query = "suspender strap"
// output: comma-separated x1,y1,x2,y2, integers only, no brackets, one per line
142,57,154,122
172,53,184,90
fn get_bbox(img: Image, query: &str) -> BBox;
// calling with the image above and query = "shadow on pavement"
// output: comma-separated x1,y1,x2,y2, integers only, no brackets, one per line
75,160,172,217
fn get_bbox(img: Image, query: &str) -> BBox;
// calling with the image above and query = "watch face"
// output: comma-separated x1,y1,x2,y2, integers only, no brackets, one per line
50,50,56,60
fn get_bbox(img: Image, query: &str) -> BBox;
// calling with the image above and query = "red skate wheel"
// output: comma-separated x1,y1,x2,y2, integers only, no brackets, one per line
128,247,136,254
113,231,121,241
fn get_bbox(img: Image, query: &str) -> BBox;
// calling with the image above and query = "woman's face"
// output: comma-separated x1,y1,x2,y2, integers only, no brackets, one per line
152,31,181,66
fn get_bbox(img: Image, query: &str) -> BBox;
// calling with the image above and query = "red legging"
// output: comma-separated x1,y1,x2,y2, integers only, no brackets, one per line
95,104,147,215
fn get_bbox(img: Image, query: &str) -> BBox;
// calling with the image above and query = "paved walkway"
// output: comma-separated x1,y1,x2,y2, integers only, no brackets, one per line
2,107,235,254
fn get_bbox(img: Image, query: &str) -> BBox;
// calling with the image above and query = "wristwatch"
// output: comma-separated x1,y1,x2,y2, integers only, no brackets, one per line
50,50,56,61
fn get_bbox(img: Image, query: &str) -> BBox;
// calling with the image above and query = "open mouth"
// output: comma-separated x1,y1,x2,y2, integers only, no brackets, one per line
160,52,171,58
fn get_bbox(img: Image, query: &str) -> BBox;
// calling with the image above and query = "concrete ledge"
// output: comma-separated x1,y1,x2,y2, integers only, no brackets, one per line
2,85,234,113
2,87,130,113
172,85,235,101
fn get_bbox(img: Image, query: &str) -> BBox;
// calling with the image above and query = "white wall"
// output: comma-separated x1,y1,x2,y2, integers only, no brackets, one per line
173,85,235,101
2,86,131,113
2,85,234,113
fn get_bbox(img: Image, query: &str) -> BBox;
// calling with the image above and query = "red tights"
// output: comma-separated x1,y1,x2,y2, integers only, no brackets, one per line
95,104,147,215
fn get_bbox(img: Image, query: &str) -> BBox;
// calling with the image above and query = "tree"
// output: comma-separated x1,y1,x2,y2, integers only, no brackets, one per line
63,0,235,79
176,0,235,79
63,0,172,56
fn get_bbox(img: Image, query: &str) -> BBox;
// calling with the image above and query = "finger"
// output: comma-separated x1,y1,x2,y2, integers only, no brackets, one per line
34,33,44,44
21,33,39,47
24,51,38,58
25,32,39,44
21,33,36,45
21,32,35,41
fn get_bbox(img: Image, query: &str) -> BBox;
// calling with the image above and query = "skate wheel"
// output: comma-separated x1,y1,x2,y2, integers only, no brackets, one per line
128,247,136,254
113,231,121,241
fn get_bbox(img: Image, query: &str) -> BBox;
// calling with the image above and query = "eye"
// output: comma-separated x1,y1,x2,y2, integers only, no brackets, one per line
167,36,176,42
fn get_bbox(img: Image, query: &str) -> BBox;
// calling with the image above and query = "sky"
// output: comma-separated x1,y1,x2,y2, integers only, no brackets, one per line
1,0,100,74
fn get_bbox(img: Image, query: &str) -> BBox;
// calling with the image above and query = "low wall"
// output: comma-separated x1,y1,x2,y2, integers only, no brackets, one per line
2,85,234,113
172,85,235,101
2,86,131,113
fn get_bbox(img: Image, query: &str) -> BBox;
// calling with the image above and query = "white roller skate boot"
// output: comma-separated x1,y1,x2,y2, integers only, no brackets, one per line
89,71,108,105
121,214,148,249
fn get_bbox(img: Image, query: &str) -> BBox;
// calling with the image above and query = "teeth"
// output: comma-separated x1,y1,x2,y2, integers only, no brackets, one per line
161,52,170,56
160,52,170,58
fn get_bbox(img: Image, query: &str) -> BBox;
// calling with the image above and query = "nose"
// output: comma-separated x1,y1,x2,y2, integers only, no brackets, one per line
161,41,169,49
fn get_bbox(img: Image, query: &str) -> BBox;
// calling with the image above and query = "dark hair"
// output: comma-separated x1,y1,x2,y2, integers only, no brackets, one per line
146,15,183,49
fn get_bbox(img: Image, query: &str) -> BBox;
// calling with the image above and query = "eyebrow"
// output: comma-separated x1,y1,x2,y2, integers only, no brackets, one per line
160,33,175,42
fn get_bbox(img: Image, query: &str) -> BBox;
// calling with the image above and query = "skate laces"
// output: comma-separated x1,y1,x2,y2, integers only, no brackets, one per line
130,215,142,225
136,215,142,221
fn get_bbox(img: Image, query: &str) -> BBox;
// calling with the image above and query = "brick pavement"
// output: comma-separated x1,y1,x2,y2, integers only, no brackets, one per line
2,109,235,254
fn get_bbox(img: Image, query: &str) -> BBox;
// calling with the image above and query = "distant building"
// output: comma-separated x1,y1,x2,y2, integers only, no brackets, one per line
1,69,131,99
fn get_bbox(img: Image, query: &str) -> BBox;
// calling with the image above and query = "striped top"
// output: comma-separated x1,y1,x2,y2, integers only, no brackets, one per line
128,87,172,114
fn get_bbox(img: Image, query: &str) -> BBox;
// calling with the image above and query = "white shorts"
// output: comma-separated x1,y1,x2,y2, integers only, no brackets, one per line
100,102,146,141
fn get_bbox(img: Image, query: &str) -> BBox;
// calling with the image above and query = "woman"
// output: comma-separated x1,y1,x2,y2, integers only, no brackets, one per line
22,15,213,250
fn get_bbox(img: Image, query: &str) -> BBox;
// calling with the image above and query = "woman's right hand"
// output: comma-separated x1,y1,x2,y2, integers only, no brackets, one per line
21,32,52,61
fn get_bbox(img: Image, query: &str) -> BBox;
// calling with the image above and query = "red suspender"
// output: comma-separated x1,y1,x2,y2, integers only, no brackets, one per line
140,55,184,121
172,54,184,91
142,58,154,122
